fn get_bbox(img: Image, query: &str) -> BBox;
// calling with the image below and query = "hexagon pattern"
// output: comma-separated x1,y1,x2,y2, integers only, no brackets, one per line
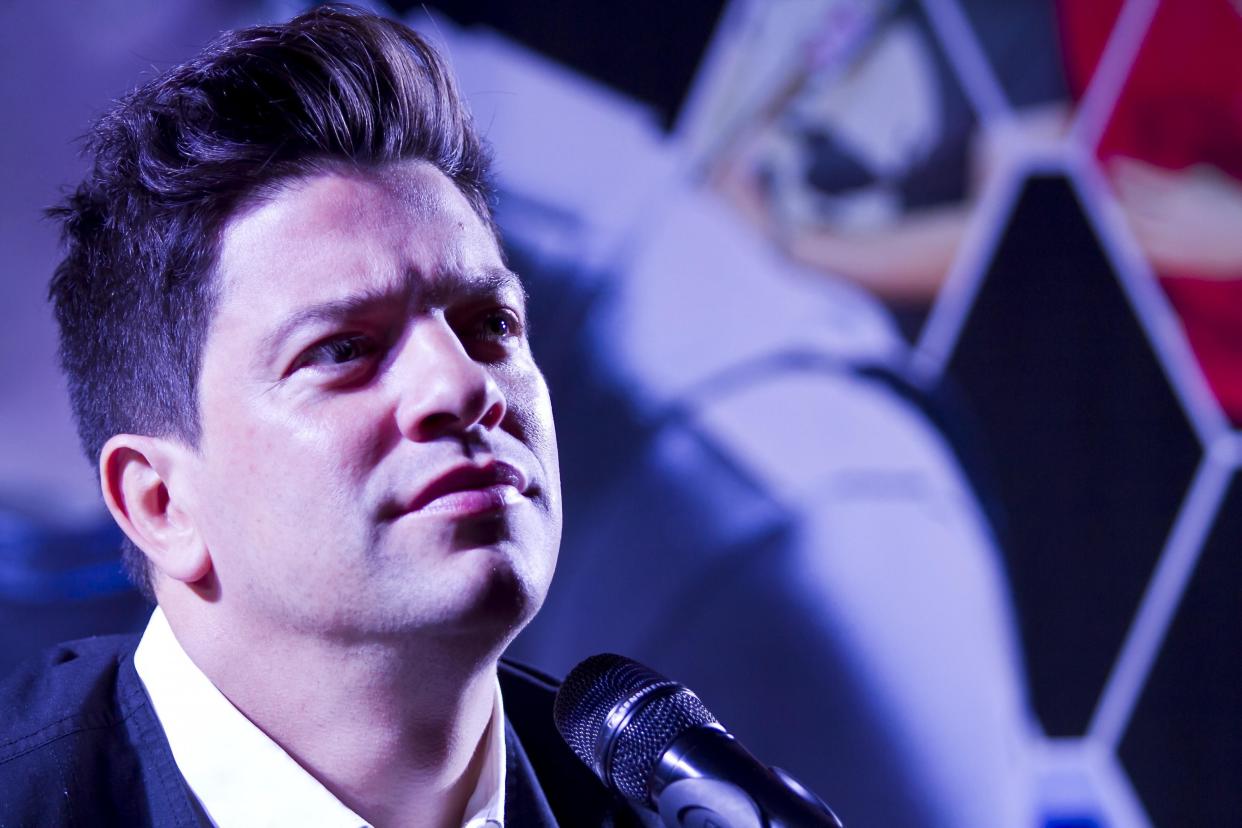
1119,472,1242,827
944,173,1200,737
913,0,1242,825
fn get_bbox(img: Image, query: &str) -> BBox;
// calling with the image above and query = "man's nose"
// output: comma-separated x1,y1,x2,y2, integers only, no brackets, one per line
393,316,506,441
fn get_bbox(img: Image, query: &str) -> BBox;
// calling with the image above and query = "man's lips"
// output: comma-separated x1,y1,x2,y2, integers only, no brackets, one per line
391,461,531,518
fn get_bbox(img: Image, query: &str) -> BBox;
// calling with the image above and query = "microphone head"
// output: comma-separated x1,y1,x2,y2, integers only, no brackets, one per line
554,653,718,803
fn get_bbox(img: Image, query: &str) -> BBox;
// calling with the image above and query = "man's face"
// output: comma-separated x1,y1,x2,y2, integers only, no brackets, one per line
179,160,560,645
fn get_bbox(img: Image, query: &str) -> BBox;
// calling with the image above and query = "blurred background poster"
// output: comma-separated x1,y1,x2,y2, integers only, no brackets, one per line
3,1,1241,825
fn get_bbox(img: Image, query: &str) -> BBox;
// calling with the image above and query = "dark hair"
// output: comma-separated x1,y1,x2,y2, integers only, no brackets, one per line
48,4,495,598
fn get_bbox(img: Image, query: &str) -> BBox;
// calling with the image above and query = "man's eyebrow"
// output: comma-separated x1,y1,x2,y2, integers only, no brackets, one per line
260,285,406,364
430,266,528,306
259,267,528,362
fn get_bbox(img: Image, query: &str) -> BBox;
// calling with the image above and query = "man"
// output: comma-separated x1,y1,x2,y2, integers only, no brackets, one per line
0,6,639,826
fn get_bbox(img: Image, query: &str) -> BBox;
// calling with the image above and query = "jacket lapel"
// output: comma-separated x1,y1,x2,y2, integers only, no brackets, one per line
504,719,561,828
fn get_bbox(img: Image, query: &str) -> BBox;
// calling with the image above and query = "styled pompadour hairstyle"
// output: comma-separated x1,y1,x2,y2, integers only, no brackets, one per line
48,4,494,598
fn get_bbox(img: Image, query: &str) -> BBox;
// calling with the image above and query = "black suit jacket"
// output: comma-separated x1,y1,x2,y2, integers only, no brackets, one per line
0,636,642,827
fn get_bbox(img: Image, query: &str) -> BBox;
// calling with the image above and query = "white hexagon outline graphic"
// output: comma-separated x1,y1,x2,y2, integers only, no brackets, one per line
907,0,1242,825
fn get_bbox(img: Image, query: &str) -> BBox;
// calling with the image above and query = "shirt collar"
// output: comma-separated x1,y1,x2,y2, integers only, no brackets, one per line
134,607,506,828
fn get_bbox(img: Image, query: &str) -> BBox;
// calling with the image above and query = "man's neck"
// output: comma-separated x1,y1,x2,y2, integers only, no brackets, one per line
163,603,503,828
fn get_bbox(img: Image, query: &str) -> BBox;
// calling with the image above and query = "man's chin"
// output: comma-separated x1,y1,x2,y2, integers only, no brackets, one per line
426,547,548,647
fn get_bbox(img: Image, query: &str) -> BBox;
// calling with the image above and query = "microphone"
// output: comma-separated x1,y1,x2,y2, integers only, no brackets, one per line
554,654,844,828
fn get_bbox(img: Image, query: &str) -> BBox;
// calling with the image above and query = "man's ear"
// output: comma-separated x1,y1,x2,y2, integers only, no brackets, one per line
99,434,211,584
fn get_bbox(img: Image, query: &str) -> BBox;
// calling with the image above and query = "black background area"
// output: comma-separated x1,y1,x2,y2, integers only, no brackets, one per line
1120,472,1242,828
946,174,1200,735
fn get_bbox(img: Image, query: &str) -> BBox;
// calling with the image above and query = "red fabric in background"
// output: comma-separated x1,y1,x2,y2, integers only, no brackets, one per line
1059,0,1242,423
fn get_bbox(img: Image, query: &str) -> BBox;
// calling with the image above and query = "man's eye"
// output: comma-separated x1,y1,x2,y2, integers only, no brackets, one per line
291,335,378,372
475,310,523,341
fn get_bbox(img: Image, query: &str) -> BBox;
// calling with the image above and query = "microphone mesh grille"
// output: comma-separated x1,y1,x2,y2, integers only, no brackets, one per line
554,653,660,767
554,653,717,802
610,686,716,802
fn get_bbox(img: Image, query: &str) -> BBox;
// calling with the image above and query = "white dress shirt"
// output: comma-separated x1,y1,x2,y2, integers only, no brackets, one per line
134,608,505,827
